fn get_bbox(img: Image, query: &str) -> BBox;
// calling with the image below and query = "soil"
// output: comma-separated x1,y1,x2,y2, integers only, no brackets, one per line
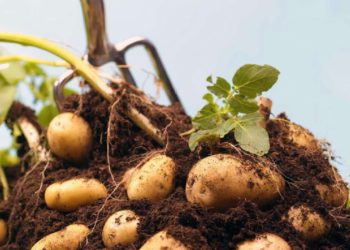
0,83,349,249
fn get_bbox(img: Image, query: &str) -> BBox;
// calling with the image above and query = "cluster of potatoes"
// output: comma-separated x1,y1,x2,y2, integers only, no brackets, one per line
0,109,348,250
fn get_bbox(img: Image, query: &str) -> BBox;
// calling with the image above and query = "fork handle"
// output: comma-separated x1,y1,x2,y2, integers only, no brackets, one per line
80,0,110,66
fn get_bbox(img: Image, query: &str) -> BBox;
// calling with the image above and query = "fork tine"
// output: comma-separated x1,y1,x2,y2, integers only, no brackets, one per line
54,69,76,112
115,37,182,106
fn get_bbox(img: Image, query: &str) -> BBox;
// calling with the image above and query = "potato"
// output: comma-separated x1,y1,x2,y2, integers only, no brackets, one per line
47,112,92,163
124,154,176,202
316,170,348,207
102,210,140,247
31,224,89,250
0,219,7,246
186,154,284,210
237,233,291,250
45,178,107,212
286,205,329,241
140,230,189,250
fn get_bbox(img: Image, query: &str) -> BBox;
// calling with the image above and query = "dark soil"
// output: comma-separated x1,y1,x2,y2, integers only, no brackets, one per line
1,84,349,249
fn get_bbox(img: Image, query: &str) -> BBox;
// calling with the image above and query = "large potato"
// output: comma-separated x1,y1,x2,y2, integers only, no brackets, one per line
47,112,92,163
45,178,107,212
186,154,285,210
102,210,140,247
0,219,7,246
316,170,348,207
124,154,176,202
286,205,329,241
237,233,291,250
140,230,188,250
31,224,89,250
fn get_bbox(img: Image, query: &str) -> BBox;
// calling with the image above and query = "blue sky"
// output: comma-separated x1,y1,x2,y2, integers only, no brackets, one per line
1,0,349,181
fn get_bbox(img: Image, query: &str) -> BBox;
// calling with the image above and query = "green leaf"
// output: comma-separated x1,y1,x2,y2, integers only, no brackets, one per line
63,87,77,96
207,77,231,98
203,93,214,104
189,119,236,151
228,95,259,114
234,124,270,156
0,61,26,85
192,102,221,130
0,150,20,167
233,64,279,98
239,112,264,125
0,85,17,124
206,75,213,83
37,104,59,127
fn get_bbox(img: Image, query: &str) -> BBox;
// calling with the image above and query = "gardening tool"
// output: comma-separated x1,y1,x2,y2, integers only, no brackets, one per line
54,0,182,110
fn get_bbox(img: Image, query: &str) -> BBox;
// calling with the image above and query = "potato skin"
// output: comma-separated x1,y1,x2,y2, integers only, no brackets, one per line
140,230,188,250
315,170,348,207
125,154,176,202
0,219,7,246
31,224,89,250
286,205,329,241
237,233,291,250
287,122,319,150
45,178,107,212
186,154,285,210
102,210,140,247
47,112,92,163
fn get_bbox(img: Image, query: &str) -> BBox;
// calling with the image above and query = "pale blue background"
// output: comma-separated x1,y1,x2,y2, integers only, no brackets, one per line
0,0,349,181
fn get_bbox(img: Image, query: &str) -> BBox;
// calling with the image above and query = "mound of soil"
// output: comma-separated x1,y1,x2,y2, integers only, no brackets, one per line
1,83,349,249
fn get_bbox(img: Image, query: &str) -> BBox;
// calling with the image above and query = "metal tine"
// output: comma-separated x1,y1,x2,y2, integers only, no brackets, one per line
54,69,76,112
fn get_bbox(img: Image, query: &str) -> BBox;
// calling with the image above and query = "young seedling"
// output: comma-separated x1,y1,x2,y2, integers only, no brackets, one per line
187,64,279,156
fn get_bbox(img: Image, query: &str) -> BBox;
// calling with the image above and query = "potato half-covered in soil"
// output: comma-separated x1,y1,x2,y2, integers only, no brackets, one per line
45,178,107,212
124,154,176,202
285,205,330,241
31,224,90,250
237,233,291,250
315,169,349,207
186,154,285,210
102,209,140,247
140,230,189,250
47,112,92,163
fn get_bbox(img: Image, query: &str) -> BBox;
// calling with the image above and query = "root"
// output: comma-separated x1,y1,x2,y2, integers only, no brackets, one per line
33,160,51,214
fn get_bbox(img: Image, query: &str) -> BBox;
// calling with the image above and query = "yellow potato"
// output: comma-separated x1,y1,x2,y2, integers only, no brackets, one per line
140,230,188,250
186,154,284,210
237,233,291,250
102,210,140,247
124,154,176,202
286,205,329,241
47,112,92,163
316,170,348,207
31,224,89,250
45,178,107,212
0,219,7,246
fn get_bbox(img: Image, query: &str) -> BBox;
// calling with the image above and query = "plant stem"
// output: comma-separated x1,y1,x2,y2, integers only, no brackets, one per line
0,32,113,102
0,55,69,67
0,166,9,201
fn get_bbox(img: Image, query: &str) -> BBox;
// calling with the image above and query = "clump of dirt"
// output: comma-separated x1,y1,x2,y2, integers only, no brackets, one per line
0,84,349,249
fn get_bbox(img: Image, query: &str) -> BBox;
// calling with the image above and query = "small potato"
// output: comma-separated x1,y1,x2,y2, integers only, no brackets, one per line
47,112,92,163
102,210,140,247
31,224,89,250
140,230,189,250
186,154,284,210
237,233,291,250
316,170,348,207
45,178,107,212
124,154,176,202
0,219,7,246
286,205,329,241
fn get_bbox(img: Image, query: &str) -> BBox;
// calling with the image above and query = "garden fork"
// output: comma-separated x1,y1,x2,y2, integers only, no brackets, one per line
54,0,182,110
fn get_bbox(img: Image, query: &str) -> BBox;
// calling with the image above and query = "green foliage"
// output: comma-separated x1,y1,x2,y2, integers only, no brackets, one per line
189,64,279,156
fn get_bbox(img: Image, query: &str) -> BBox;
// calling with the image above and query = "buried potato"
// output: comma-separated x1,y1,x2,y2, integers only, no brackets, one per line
237,233,291,250
140,230,189,250
102,210,140,247
285,205,330,241
186,154,285,210
45,178,107,212
31,224,90,250
124,154,176,202
47,112,93,163
0,219,7,246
